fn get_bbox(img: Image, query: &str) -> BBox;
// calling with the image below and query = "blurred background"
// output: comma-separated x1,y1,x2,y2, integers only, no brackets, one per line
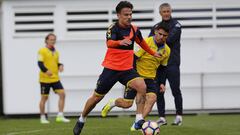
0,0,240,116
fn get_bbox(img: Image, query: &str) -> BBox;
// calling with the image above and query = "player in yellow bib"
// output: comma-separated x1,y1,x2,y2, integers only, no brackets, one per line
101,22,170,130
38,33,70,124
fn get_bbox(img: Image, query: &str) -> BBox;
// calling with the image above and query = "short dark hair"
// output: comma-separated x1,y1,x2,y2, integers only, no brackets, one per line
116,1,133,13
45,33,56,43
155,22,169,33
45,33,56,41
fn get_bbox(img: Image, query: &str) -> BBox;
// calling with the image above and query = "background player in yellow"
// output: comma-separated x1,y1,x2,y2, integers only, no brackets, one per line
38,33,70,124
101,22,170,130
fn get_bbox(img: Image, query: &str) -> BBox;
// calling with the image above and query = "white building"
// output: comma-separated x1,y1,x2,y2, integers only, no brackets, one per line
1,0,240,115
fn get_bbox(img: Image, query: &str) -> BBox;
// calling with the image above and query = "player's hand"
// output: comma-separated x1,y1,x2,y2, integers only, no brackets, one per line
161,49,167,57
153,52,162,58
59,65,64,72
45,70,53,76
160,84,166,93
120,39,132,46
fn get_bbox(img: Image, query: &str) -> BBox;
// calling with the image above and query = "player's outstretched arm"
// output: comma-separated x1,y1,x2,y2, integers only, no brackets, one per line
138,39,161,57
134,27,160,57
119,39,132,46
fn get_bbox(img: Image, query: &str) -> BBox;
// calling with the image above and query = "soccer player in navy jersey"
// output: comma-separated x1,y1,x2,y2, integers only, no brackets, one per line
149,3,183,126
73,1,161,135
101,23,171,131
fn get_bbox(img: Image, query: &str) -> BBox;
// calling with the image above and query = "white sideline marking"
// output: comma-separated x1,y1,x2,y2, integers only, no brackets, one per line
6,130,44,135
6,128,71,135
6,127,119,135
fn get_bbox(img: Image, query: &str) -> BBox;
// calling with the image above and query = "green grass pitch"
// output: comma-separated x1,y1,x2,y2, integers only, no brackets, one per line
1,114,240,135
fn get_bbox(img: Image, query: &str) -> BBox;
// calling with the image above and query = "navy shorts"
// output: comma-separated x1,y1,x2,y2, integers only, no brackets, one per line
40,81,64,95
124,78,158,100
95,68,140,95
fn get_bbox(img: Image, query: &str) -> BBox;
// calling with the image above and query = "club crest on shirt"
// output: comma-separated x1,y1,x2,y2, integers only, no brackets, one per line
107,31,111,38
107,23,115,38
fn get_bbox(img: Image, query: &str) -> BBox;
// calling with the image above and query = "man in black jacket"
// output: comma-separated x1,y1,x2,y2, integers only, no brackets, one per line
149,3,183,126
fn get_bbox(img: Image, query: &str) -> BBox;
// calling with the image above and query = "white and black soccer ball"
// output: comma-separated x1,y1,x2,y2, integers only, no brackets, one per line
141,120,160,135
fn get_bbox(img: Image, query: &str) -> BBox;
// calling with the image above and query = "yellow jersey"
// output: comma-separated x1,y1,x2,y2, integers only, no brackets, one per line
38,47,60,83
135,36,170,79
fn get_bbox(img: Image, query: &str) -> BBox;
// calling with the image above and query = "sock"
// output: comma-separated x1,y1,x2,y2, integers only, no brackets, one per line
176,115,182,121
78,114,86,123
57,112,64,117
110,99,116,108
160,117,166,121
135,114,143,122
40,114,46,120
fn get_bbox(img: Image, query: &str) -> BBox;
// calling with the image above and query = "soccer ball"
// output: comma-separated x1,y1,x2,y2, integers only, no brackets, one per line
141,121,160,135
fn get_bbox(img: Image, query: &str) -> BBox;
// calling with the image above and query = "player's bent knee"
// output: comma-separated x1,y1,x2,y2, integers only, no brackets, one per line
146,94,157,103
129,78,146,90
92,93,104,103
137,84,147,94
123,101,133,108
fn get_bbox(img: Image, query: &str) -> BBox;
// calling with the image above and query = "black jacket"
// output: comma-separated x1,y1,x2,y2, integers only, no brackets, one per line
149,18,182,66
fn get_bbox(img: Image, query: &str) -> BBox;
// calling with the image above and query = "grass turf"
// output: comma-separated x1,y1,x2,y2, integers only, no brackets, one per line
0,114,240,135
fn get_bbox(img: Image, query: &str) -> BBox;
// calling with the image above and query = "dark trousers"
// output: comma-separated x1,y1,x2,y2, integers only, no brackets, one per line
156,65,183,117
